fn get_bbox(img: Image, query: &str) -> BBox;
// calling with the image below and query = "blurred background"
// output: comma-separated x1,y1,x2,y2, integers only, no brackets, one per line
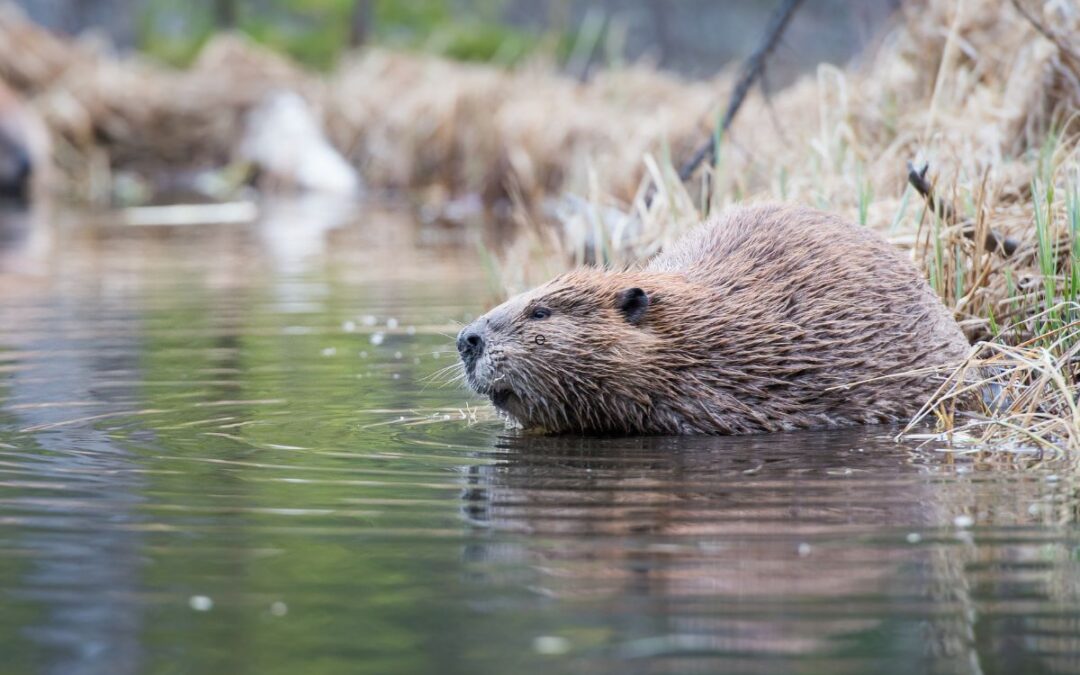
18,0,894,77
0,0,907,239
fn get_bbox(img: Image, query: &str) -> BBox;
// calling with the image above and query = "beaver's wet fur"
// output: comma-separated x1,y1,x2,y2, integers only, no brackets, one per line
457,203,970,435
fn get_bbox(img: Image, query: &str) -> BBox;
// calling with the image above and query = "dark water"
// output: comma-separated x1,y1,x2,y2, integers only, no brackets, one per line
1,201,1079,675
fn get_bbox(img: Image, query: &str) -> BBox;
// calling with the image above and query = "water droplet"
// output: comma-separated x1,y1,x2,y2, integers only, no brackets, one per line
532,636,570,655
797,543,811,557
387,318,399,329
906,532,922,544
392,373,400,380
342,320,356,333
270,601,288,617
189,595,213,611
370,333,385,346
953,514,974,528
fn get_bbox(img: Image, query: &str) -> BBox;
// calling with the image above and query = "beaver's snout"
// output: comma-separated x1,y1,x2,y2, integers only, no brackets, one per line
456,322,485,366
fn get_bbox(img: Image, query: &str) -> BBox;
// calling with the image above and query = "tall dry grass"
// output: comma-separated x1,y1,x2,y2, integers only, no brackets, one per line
0,2,720,205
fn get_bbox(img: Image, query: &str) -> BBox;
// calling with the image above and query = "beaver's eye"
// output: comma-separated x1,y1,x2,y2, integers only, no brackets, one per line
530,307,551,320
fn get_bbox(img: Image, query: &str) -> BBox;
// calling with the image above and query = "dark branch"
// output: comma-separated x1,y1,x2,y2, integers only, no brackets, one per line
349,0,373,48
677,0,805,184
1010,0,1080,69
214,0,238,29
906,162,1019,257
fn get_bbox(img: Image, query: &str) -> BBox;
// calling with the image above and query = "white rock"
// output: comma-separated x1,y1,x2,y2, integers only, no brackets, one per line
238,90,361,196
532,636,570,655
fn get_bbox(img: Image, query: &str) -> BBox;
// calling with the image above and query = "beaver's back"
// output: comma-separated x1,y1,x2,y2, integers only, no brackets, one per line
650,203,912,284
640,203,970,431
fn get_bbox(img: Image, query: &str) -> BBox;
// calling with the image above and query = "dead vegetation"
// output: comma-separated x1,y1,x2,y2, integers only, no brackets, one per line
0,2,719,205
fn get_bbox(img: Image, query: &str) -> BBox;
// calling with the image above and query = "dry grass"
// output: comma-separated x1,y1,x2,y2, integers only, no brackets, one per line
904,307,1080,456
0,2,720,206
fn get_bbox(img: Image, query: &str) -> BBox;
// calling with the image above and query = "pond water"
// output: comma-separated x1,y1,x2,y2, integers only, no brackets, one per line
1,200,1079,675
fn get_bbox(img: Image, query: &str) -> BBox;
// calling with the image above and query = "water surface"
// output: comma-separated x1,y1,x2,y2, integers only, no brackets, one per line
1,201,1078,675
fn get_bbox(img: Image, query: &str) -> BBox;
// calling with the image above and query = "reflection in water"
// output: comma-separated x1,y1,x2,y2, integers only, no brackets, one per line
0,202,1077,675
464,434,1080,674
0,203,144,675
0,203,52,275
255,195,356,277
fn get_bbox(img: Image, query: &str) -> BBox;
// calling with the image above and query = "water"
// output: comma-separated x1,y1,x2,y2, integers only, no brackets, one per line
1,201,1079,675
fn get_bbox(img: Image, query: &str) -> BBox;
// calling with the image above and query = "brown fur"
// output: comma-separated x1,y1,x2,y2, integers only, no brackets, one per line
458,203,971,435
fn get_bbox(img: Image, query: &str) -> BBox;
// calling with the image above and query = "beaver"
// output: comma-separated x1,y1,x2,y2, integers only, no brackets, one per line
456,203,971,435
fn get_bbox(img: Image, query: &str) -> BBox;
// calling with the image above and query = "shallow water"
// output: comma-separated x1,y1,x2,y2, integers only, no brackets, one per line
1,201,1079,675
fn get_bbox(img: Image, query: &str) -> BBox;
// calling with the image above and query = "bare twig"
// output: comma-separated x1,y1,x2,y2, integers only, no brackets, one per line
907,162,1020,256
1010,0,1080,71
677,0,805,184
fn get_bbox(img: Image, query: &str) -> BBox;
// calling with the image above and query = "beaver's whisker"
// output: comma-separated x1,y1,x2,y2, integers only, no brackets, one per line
422,361,462,379
420,364,465,389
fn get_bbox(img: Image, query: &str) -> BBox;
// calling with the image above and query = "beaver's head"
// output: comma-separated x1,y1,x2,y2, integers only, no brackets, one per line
457,269,676,433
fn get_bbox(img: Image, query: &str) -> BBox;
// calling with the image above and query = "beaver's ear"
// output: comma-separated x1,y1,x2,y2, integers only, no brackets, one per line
616,287,649,325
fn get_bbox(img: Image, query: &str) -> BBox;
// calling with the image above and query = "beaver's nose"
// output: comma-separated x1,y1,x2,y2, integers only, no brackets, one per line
456,325,485,362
